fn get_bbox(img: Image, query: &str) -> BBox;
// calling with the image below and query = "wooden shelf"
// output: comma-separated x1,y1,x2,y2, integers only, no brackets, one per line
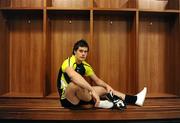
0,7,44,10
46,7,91,10
139,9,180,13
93,8,137,12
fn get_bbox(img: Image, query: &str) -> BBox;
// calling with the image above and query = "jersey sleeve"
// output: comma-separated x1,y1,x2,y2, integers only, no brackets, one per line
61,56,76,72
85,65,94,77
61,59,69,72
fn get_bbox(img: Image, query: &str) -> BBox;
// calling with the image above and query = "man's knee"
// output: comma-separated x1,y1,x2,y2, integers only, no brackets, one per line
65,82,79,96
76,88,92,102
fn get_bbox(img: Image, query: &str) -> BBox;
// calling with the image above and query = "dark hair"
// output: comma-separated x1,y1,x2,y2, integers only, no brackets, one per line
72,39,89,55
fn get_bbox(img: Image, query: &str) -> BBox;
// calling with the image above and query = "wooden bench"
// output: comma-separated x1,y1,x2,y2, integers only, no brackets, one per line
0,98,180,120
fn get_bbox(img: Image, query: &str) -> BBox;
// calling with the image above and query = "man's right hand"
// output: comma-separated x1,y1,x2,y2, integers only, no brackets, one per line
90,90,100,107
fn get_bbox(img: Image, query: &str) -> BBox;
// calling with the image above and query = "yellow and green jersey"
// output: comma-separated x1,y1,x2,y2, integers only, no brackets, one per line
57,55,94,100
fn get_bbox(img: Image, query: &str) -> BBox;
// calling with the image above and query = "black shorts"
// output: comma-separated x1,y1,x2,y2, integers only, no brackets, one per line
60,98,94,108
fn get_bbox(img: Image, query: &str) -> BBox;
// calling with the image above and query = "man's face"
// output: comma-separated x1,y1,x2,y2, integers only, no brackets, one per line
74,47,88,63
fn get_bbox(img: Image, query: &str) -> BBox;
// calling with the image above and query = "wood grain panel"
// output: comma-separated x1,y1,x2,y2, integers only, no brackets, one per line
7,11,44,97
11,0,43,7
50,0,90,8
93,0,136,8
0,0,11,7
47,11,90,96
93,12,136,94
138,0,179,10
166,0,179,10
138,12,180,96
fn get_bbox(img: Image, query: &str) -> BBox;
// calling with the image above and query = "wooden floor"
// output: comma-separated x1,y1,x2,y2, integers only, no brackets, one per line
0,98,180,120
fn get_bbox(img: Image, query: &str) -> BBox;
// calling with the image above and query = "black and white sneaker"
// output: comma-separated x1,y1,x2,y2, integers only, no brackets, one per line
106,92,126,110
135,87,147,106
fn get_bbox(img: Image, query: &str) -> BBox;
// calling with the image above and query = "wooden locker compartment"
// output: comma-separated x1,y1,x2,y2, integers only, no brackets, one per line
92,10,137,94
46,10,91,98
138,11,180,97
0,10,44,97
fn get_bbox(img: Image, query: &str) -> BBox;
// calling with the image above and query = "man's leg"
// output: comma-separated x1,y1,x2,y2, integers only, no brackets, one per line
65,83,113,108
92,86,115,108
65,82,92,105
106,87,147,107
92,85,147,107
